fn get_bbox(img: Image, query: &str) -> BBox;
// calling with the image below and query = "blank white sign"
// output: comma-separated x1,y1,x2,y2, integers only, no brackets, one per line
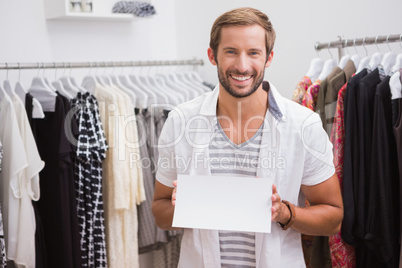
172,175,272,233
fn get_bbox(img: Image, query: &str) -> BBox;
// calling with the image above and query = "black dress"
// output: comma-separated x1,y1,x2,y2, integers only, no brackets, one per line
32,94,82,268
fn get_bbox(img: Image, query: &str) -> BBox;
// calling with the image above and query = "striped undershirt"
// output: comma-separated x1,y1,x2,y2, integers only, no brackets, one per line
209,121,263,268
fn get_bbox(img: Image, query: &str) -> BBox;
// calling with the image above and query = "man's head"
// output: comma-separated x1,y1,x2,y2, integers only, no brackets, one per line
208,7,275,98
209,7,276,62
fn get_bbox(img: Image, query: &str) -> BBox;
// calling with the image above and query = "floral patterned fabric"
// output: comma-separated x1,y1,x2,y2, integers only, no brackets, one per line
302,79,321,111
292,76,312,104
329,82,356,268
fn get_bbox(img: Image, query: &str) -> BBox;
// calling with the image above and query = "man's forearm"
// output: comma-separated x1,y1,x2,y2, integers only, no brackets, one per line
151,198,179,231
290,203,343,236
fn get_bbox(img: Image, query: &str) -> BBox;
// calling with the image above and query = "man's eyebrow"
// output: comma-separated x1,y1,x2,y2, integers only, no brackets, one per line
222,47,237,50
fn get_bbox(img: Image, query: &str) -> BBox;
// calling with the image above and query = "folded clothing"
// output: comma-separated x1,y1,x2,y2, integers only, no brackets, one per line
112,1,156,17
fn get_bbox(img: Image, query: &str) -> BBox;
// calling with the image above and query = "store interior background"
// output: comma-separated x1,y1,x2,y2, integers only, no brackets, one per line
0,0,402,267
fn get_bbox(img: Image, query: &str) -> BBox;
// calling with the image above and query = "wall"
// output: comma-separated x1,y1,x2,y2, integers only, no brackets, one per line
0,0,179,87
174,0,402,98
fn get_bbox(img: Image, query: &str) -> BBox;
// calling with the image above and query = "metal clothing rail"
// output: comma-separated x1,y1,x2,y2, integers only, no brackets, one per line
0,59,204,70
314,34,402,51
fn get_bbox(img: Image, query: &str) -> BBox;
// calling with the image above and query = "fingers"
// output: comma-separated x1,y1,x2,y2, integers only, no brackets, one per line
271,184,282,221
171,180,178,206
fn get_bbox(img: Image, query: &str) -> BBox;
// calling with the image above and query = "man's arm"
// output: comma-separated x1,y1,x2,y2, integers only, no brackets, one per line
272,173,343,236
152,180,179,231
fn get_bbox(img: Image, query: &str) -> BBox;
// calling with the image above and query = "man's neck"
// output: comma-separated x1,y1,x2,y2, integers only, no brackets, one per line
216,85,269,145
216,85,268,121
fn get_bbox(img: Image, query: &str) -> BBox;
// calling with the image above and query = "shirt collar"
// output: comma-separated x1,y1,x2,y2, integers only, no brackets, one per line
199,81,285,121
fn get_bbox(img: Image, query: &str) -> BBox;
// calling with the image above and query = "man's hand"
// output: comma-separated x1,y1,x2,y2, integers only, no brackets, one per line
271,184,291,225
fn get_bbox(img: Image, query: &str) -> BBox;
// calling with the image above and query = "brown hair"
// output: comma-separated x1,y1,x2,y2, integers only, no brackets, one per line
209,7,276,60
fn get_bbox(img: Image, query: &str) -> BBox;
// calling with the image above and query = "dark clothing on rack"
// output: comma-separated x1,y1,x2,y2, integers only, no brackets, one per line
342,68,368,246
364,76,400,267
71,92,108,268
25,92,48,268
33,94,82,268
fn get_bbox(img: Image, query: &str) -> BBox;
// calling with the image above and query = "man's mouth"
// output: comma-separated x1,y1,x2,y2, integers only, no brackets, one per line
230,74,252,82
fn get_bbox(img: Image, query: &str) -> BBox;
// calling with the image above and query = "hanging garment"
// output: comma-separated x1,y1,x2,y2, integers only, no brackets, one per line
302,79,321,111
152,109,182,268
25,92,48,268
316,66,341,131
33,94,82,268
364,76,400,267
396,69,402,268
10,93,44,268
71,92,108,267
292,76,312,104
342,68,368,246
324,60,356,136
329,82,356,268
93,82,144,268
0,94,29,267
394,97,402,268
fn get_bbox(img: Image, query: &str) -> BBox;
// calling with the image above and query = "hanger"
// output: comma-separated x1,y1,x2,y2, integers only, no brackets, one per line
13,63,45,118
59,62,80,97
116,71,149,110
0,65,8,102
338,40,351,70
3,63,14,96
108,63,137,108
390,34,402,75
147,68,182,106
305,57,324,82
82,62,99,94
379,35,397,75
318,42,337,81
368,36,384,71
175,69,205,96
129,67,159,106
349,39,361,69
356,37,370,73
51,63,74,99
182,70,211,92
28,63,57,112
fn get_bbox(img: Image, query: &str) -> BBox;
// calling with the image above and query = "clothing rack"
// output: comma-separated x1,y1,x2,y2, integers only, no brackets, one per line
0,59,204,70
314,34,402,60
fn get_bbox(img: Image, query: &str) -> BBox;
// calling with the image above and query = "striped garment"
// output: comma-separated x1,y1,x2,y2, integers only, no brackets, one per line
209,121,263,268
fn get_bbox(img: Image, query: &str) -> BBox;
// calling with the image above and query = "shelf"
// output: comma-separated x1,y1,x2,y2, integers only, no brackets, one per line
44,0,137,22
46,12,134,22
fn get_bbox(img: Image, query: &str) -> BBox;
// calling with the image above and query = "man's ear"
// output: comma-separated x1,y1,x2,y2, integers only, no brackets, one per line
265,51,274,68
208,47,217,66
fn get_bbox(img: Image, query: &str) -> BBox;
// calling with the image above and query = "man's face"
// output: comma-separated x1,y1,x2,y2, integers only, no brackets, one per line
208,24,273,98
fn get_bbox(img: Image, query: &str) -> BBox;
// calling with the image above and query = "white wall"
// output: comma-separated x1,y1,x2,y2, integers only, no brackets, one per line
0,0,179,87
174,0,402,99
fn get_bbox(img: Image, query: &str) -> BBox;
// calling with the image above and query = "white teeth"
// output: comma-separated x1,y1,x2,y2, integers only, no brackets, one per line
231,75,251,81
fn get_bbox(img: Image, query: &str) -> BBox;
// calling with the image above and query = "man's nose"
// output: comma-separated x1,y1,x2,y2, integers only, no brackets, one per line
234,53,250,73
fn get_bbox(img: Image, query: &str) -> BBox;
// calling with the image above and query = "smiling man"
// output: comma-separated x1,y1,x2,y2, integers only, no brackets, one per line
152,7,343,268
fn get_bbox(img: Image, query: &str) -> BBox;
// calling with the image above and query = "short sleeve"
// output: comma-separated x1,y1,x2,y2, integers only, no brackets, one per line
155,115,177,188
301,112,335,185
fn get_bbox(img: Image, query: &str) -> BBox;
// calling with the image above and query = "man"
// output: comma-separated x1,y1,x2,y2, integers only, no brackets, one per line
152,7,343,267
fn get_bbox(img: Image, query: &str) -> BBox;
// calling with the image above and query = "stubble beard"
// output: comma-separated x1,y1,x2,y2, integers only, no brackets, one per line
217,66,265,98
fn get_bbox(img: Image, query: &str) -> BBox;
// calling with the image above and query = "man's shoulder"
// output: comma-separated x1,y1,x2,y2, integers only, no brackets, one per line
169,90,214,119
